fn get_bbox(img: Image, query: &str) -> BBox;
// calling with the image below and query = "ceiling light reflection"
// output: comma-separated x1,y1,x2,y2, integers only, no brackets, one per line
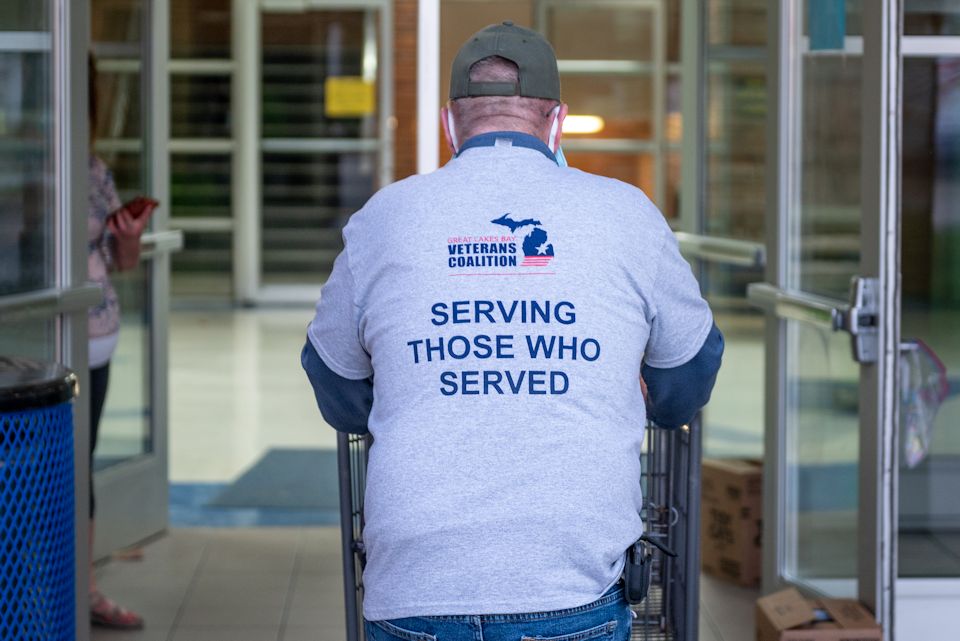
562,115,605,135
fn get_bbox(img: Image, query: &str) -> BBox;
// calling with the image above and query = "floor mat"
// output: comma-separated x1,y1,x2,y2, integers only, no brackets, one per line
208,448,341,509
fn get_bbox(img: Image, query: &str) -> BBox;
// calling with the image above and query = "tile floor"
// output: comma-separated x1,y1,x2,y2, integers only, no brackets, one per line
92,527,758,641
92,528,347,641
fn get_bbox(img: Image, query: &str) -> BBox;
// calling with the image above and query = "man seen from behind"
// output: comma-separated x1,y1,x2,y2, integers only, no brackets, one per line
303,21,723,641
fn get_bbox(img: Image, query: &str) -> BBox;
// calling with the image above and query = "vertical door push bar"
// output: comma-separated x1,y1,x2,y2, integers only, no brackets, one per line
746,277,879,364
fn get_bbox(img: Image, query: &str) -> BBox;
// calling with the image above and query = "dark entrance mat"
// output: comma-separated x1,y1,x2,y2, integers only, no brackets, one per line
208,448,340,510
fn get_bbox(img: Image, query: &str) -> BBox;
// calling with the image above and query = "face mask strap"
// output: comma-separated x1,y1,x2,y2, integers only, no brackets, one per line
547,105,561,153
447,109,460,153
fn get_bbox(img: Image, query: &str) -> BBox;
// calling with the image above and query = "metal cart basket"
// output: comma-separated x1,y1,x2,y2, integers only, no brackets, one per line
337,419,702,641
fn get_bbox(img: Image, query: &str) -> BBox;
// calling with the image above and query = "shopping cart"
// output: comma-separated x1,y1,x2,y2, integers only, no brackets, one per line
337,418,702,641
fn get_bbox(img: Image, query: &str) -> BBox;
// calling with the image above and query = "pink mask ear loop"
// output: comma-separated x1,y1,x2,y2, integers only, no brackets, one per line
547,105,561,153
447,110,459,153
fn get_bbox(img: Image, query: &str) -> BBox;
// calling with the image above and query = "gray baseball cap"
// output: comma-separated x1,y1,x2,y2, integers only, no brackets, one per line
449,21,560,101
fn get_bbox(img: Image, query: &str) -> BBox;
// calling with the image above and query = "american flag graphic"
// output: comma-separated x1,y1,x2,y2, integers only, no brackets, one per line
521,254,554,267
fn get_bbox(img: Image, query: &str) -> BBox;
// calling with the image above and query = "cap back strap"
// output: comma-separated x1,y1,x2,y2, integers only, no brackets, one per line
465,81,521,96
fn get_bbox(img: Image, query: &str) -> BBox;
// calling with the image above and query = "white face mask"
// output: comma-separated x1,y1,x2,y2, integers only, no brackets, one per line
547,105,561,153
548,105,568,167
555,146,568,168
447,110,460,154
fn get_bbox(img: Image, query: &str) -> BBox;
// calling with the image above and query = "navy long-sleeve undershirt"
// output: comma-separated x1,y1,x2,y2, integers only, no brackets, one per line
301,340,372,434
641,323,724,429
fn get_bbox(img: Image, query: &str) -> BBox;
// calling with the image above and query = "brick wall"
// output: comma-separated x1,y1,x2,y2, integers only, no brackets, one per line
393,0,418,181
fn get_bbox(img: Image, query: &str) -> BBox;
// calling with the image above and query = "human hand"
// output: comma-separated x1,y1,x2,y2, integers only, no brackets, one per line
107,197,158,239
640,376,649,403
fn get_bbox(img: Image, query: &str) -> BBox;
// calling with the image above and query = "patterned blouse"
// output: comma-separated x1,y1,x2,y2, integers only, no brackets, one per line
88,155,121,340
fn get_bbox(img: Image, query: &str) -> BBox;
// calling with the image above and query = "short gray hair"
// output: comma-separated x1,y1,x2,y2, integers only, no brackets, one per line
450,56,557,141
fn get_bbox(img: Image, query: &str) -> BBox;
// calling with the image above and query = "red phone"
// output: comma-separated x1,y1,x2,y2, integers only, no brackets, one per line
121,196,160,219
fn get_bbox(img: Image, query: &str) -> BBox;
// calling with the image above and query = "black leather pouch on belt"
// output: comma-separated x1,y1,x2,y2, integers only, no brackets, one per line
623,534,678,605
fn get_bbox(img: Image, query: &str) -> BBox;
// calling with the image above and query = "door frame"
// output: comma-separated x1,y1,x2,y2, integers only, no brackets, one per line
760,0,901,634
234,0,394,305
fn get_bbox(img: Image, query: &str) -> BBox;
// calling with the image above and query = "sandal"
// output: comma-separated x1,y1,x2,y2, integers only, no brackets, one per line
90,591,144,630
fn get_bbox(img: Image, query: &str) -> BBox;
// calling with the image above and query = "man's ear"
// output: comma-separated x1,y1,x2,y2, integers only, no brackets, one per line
441,105,458,154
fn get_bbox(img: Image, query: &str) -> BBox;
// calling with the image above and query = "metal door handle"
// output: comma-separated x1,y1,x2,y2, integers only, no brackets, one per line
675,232,766,268
747,277,879,363
745,283,846,330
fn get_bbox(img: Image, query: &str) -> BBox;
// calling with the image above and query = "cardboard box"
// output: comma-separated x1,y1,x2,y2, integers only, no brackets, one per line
756,587,881,641
701,458,762,586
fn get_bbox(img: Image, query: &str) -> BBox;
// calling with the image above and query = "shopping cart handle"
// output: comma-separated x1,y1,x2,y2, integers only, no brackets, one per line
638,533,678,558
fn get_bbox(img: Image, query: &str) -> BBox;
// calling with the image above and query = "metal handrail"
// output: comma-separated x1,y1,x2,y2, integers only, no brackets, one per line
675,232,766,268
0,285,103,321
260,138,383,153
140,230,184,260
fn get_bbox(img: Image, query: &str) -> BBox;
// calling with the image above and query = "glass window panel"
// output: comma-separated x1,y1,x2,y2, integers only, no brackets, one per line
0,4,49,31
547,5,653,61
171,230,234,301
171,0,231,59
793,53,862,298
91,0,142,44
0,318,54,361
666,71,682,143
172,231,233,275
665,0,682,63
905,1,960,35
171,153,231,220
898,56,960,578
705,60,766,240
261,10,380,139
664,151,681,221
702,263,765,459
784,323,859,587
261,152,377,285
707,0,766,48
0,20,53,296
564,151,656,198
562,75,654,140
94,263,152,470
171,74,231,139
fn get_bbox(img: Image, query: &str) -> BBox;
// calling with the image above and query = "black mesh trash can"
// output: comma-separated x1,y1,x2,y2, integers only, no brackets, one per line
0,357,78,640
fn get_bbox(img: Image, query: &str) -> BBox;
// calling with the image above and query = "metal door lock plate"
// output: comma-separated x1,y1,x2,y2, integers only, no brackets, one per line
844,277,879,364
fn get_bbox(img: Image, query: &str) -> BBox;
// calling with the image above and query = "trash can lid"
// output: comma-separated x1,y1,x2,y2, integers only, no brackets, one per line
0,357,78,412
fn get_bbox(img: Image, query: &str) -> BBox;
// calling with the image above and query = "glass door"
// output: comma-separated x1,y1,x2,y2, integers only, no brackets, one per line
894,4,960,638
747,1,900,634
235,0,392,304
89,0,179,557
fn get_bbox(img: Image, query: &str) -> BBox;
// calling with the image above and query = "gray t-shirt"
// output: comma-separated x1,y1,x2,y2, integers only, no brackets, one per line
308,139,713,620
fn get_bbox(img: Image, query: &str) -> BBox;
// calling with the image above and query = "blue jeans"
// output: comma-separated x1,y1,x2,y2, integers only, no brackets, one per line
364,584,631,641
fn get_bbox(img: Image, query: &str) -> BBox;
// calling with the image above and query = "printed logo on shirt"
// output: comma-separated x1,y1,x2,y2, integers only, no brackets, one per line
446,213,556,274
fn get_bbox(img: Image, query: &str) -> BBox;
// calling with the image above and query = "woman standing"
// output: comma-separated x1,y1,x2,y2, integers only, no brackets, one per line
87,53,158,630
